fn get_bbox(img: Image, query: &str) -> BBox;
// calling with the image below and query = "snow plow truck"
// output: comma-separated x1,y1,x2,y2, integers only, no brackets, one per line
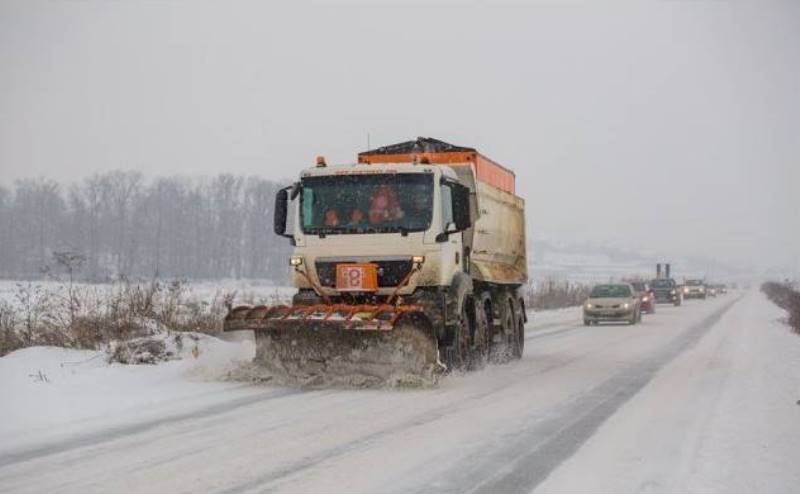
224,137,528,384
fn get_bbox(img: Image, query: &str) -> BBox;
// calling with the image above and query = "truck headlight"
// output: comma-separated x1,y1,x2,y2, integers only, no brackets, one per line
289,256,304,266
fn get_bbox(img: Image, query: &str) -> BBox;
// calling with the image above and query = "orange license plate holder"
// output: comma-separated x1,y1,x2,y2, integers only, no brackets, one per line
336,263,378,292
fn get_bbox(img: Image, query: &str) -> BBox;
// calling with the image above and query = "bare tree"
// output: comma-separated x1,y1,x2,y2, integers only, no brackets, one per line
0,171,290,283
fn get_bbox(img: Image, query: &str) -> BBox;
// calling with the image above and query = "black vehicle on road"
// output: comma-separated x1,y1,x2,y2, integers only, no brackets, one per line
650,278,682,306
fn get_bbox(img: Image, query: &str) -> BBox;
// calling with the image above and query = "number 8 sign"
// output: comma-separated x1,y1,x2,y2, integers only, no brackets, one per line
335,264,378,292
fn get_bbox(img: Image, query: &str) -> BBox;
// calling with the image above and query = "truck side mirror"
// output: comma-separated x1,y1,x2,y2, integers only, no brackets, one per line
274,188,290,237
452,184,471,231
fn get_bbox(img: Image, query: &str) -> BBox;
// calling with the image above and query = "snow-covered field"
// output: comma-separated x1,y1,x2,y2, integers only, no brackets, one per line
1,290,798,493
0,333,256,454
0,279,295,309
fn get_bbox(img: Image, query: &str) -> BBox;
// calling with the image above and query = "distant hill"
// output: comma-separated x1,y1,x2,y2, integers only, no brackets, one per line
529,238,754,286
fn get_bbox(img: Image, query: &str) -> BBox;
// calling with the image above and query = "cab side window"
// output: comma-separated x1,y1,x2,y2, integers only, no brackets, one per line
441,183,454,228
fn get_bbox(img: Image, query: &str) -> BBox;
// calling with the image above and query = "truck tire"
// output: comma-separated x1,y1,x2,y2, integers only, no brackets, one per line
504,295,523,360
471,296,490,370
488,294,512,363
443,297,472,371
513,299,525,359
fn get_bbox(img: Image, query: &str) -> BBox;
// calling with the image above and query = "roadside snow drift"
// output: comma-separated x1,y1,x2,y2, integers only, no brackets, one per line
0,332,255,453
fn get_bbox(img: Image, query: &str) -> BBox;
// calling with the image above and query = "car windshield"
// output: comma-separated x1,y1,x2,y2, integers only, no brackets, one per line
686,280,703,286
590,285,632,298
300,173,433,234
651,279,673,288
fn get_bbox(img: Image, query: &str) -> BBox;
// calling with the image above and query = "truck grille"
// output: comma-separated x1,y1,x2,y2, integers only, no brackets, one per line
315,259,414,288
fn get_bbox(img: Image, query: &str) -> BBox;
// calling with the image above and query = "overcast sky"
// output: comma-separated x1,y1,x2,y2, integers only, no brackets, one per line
1,0,798,271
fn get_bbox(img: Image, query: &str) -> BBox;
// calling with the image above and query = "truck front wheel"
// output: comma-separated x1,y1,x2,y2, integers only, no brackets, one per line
443,301,472,371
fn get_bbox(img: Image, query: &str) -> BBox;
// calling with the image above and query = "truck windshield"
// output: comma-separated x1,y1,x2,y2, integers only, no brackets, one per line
300,173,433,234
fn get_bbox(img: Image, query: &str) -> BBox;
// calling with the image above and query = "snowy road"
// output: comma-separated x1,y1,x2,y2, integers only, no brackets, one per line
1,291,798,494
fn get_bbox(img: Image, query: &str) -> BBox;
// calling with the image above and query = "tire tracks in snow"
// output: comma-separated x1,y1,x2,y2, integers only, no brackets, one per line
214,324,666,494
0,387,304,469
221,298,738,494
423,296,742,494
0,318,577,475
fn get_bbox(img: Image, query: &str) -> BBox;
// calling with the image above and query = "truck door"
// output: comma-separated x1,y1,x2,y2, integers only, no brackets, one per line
440,181,465,278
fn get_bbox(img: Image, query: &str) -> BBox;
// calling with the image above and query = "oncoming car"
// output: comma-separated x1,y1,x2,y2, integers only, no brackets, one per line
650,278,683,306
583,283,642,326
683,279,707,299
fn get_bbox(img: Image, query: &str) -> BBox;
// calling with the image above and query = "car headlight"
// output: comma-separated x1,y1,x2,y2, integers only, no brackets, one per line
671,289,676,294
683,287,689,293
585,303,593,309
700,287,705,292
289,256,304,266
623,303,630,309
412,255,425,265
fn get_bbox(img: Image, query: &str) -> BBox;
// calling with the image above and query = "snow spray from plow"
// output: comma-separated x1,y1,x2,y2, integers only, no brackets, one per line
224,304,444,387
223,137,528,387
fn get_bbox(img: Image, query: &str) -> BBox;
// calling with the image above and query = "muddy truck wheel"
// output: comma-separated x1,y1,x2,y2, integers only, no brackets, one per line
489,295,521,363
470,297,491,370
443,302,472,371
512,303,525,359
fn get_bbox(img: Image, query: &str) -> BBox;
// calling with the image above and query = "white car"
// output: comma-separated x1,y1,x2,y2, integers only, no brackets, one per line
584,283,642,326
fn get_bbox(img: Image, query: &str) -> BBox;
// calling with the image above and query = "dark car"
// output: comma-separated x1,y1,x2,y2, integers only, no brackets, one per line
630,281,656,314
650,278,682,306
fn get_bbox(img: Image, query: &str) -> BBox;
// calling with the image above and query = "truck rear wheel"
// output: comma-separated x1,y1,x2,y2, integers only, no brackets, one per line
512,301,525,359
470,297,490,370
490,294,522,363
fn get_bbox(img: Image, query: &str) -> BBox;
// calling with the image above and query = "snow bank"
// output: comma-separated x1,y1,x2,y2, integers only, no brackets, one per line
0,332,255,453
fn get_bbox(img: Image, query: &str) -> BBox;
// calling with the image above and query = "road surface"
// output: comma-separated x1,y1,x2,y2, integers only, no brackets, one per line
1,291,798,493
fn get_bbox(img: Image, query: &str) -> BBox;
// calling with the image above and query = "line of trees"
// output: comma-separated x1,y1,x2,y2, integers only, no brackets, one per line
0,172,291,282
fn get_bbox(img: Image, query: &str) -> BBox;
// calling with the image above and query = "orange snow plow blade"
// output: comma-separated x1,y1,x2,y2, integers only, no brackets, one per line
224,303,423,332
224,303,443,387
